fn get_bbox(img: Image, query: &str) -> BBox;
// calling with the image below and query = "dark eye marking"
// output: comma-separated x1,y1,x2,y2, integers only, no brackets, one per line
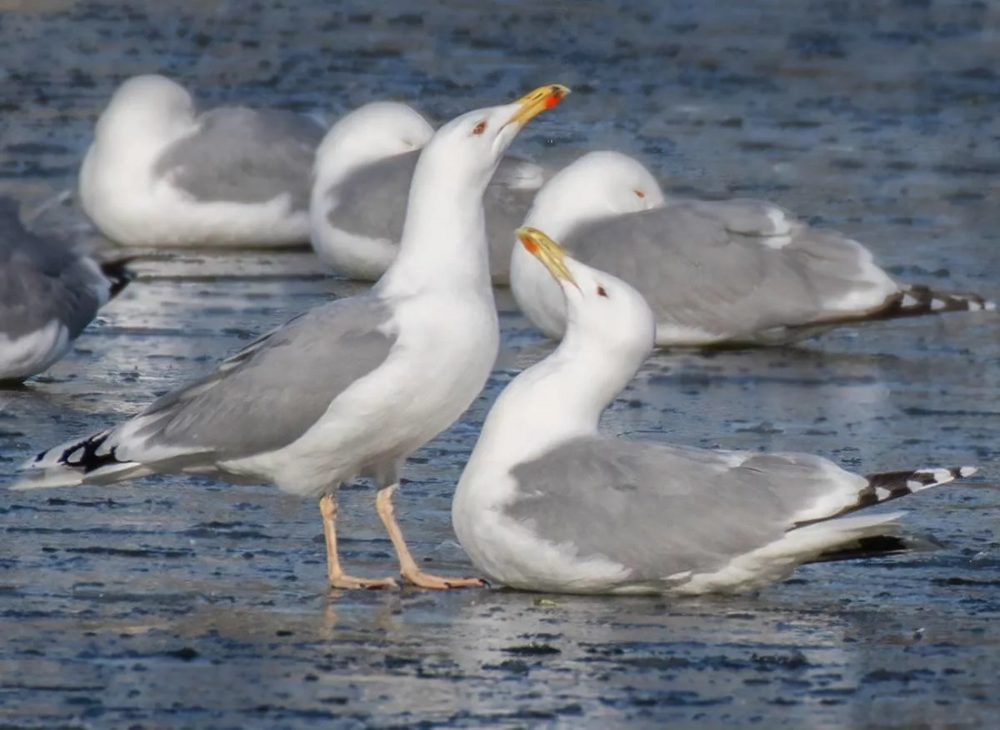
597,286,609,298
472,121,487,135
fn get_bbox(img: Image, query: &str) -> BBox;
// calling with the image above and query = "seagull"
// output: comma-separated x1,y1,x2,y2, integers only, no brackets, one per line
453,226,977,595
15,85,571,590
310,101,546,285
510,151,994,347
0,196,132,384
79,74,326,248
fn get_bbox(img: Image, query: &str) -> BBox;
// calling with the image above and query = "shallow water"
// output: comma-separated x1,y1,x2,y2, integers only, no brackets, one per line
2,1,1000,727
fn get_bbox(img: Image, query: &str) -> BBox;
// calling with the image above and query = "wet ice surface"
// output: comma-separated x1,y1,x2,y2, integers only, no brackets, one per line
2,0,1000,727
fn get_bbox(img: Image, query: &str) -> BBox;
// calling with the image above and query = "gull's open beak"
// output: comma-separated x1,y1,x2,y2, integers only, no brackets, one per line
505,84,571,127
516,226,578,287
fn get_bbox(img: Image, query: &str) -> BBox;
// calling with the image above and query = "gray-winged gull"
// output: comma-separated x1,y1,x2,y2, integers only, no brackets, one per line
454,226,976,595
510,151,994,347
14,84,571,590
79,74,326,248
0,196,132,383
310,101,546,285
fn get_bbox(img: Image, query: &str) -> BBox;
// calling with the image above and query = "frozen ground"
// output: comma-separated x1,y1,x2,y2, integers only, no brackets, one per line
1,1,999,727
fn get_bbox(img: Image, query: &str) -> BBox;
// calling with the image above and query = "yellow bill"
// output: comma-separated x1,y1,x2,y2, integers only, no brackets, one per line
506,84,571,126
516,226,577,286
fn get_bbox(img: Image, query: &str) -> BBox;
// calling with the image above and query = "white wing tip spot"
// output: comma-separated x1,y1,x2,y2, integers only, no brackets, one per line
931,298,947,311
765,207,793,235
901,293,919,308
984,301,997,312
959,466,978,477
913,467,958,486
764,235,793,249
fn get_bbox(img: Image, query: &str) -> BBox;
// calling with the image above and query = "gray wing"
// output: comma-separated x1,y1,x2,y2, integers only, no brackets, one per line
327,152,539,283
126,294,396,461
670,199,900,319
504,436,863,580
325,150,417,242
484,156,544,284
0,196,106,340
565,207,824,338
155,107,325,208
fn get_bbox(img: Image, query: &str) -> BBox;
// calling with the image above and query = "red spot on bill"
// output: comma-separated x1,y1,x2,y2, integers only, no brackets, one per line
544,89,566,109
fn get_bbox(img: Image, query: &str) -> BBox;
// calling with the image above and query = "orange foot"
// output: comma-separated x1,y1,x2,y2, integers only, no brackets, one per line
329,574,399,590
401,569,486,590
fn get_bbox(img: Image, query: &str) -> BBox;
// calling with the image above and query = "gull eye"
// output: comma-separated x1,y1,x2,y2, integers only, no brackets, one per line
596,286,609,298
634,189,646,199
472,121,488,135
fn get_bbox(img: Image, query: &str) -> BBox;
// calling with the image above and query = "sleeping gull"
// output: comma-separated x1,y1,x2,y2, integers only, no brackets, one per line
310,101,546,284
80,74,326,248
15,84,570,590
0,196,132,383
454,226,977,595
511,151,994,347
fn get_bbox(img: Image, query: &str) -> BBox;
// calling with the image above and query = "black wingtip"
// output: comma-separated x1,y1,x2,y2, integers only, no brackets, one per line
885,284,996,319
794,466,975,530
100,259,137,299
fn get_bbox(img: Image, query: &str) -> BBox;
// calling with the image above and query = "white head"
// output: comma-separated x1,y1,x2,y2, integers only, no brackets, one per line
313,101,434,187
516,226,656,370
524,151,666,240
93,74,196,146
377,85,570,292
412,85,571,196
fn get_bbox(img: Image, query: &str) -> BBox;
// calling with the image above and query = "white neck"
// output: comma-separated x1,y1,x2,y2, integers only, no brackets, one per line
472,320,642,467
377,148,493,296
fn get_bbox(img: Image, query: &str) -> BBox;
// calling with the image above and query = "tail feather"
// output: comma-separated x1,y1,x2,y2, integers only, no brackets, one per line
793,466,976,530
791,468,967,566
811,532,944,564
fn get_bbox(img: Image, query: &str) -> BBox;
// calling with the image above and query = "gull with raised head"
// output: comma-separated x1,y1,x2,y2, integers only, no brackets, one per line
16,85,570,590
80,74,326,248
455,226,976,595
310,101,546,284
0,196,132,383
511,151,994,347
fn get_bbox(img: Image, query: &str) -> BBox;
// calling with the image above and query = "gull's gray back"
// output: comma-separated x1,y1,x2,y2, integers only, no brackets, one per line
131,294,396,461
326,150,416,242
682,198,891,309
483,160,539,281
564,205,830,337
0,197,104,340
155,107,324,208
505,436,852,581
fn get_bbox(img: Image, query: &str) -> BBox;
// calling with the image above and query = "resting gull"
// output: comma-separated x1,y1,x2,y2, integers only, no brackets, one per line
79,74,325,248
0,196,132,383
310,101,546,284
511,151,994,347
15,84,570,590
453,226,976,595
